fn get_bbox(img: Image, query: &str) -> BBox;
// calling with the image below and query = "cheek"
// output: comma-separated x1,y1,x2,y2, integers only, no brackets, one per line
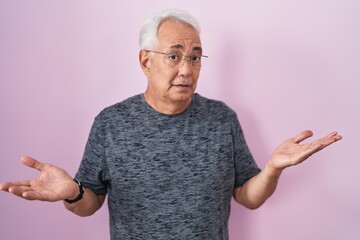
192,70,200,82
153,62,176,78
158,69,178,85
149,69,176,91
192,80,199,91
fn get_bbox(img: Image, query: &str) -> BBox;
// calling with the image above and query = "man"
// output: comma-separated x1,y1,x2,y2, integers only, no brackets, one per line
0,9,342,240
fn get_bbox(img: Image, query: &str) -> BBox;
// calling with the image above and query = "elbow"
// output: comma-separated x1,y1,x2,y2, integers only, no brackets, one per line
76,211,96,217
71,206,98,217
233,186,269,210
233,197,265,210
244,202,263,210
64,201,99,217
66,206,98,217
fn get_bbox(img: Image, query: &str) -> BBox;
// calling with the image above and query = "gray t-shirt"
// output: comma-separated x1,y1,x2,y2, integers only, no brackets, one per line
75,93,261,240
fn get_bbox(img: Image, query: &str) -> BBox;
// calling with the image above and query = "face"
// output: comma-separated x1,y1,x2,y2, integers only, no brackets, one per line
140,20,203,111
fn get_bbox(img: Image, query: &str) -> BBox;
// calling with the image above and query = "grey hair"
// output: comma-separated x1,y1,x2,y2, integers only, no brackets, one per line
139,9,201,50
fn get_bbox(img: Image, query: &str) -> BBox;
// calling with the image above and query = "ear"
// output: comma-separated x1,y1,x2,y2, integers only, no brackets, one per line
139,50,151,77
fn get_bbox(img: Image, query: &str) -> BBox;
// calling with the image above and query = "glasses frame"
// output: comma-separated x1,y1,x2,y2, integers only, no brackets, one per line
144,49,208,67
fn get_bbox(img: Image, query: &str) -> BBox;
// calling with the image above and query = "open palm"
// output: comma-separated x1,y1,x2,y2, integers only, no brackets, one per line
268,130,342,171
0,156,75,202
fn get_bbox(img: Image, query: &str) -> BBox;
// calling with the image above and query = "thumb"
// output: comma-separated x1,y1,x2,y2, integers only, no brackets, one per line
20,156,46,172
292,130,314,144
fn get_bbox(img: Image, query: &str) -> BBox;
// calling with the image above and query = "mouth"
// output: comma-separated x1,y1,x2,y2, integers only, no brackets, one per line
173,84,191,90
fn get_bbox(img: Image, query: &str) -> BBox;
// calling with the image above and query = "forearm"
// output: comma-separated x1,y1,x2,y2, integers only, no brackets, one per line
233,164,282,209
64,185,105,217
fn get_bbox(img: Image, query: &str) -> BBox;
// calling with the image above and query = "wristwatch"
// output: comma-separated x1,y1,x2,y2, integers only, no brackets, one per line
64,179,84,204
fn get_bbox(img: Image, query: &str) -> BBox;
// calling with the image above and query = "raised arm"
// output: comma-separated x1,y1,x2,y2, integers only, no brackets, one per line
233,130,342,209
0,156,105,216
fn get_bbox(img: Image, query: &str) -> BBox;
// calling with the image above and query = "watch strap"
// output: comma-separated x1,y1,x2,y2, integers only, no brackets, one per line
65,179,84,204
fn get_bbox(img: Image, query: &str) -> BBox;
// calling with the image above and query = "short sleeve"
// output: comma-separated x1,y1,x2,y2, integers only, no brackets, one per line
232,115,261,188
75,116,108,195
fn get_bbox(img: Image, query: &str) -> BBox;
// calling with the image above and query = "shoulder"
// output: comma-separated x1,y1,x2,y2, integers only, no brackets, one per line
94,94,143,123
193,93,238,120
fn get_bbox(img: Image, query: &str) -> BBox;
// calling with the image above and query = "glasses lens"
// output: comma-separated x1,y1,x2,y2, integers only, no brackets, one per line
164,52,204,67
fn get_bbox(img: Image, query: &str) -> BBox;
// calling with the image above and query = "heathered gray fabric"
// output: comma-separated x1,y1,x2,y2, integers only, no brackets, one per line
75,93,261,240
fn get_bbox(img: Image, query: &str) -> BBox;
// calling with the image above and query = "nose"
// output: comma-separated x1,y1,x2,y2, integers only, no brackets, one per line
178,57,193,77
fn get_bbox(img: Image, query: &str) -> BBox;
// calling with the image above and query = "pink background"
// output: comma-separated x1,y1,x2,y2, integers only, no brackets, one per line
1,1,359,239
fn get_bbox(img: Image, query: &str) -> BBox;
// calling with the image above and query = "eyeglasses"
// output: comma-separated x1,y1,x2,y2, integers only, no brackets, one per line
144,50,208,68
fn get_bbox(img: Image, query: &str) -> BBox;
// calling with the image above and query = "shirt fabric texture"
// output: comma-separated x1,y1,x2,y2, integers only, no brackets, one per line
75,93,261,240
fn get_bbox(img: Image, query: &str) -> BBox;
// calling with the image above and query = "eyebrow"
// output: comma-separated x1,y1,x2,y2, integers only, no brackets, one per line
169,44,203,53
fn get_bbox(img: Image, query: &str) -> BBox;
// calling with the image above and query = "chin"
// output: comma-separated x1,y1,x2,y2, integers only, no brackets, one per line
171,92,194,102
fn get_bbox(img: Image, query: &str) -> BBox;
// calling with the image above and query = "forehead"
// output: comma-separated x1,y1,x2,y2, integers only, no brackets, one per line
157,20,202,51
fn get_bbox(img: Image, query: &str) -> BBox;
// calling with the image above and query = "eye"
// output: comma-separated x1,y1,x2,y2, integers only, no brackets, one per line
191,56,201,62
168,54,181,62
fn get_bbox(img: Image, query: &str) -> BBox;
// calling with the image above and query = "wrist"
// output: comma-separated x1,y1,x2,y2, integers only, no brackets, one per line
264,163,283,179
65,179,84,204
68,180,80,199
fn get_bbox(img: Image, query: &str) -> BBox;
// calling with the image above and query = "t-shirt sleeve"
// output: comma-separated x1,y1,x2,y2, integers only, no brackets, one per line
75,116,108,195
232,114,261,188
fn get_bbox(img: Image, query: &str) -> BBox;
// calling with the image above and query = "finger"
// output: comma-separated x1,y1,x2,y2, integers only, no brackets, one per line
7,184,54,201
1,181,31,191
315,132,343,149
0,182,13,191
293,130,313,144
11,180,31,187
22,191,52,201
20,156,46,172
327,131,343,141
8,185,33,198
303,132,342,156
9,185,33,193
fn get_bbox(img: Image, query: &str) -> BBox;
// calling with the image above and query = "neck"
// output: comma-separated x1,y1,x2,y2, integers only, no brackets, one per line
143,92,192,115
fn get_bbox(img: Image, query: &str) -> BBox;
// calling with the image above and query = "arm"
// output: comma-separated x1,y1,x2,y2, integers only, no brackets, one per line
0,156,105,216
233,130,342,209
63,184,106,217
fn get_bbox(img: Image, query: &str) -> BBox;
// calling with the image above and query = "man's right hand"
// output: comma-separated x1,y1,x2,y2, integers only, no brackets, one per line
0,156,78,202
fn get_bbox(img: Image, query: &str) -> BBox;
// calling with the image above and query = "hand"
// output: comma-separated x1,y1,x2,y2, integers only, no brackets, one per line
0,156,77,202
267,130,342,173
